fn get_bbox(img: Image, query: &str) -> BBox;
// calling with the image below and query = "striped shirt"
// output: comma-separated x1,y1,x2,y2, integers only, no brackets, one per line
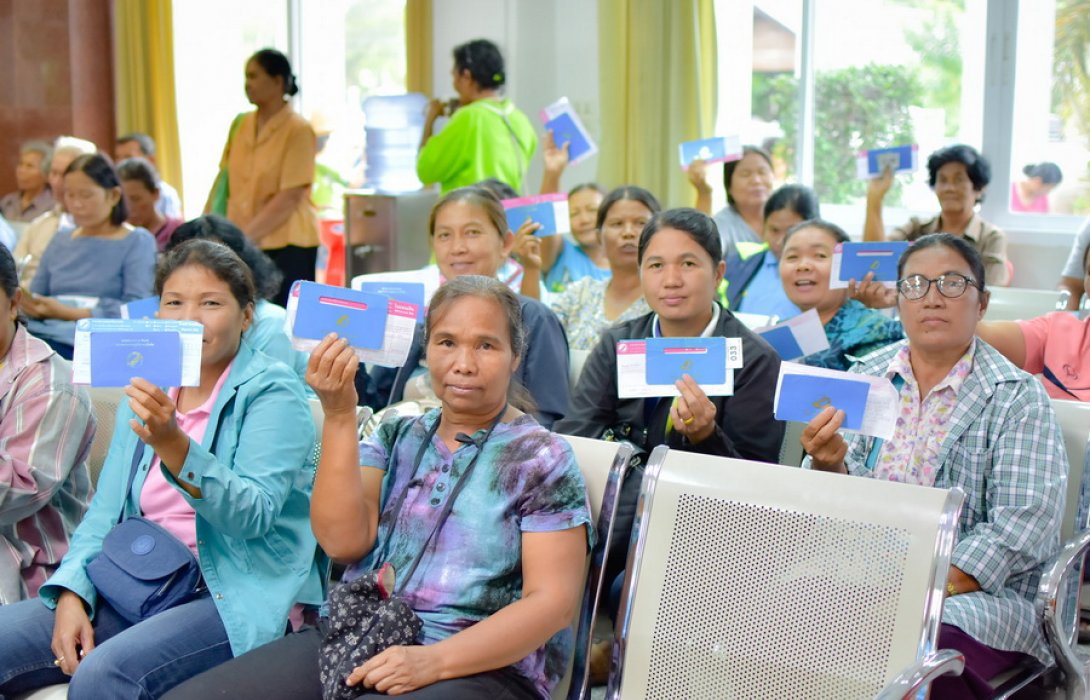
0,324,94,603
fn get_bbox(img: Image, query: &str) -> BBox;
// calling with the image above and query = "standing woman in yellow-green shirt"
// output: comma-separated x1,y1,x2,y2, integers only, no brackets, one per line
417,40,538,194
211,48,319,306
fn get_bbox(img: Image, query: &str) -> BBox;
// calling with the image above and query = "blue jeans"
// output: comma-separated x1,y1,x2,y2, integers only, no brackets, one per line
0,594,233,700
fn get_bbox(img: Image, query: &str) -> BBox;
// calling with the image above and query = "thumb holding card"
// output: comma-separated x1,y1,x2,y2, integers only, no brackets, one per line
800,405,848,472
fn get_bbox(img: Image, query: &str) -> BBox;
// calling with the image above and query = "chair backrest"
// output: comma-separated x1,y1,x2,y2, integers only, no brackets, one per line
569,349,591,391
611,446,963,699
86,387,125,489
778,420,805,467
555,435,632,700
984,287,1064,322
1051,399,1090,540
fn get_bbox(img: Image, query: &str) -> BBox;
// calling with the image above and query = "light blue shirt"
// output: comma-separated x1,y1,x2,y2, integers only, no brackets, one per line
39,342,319,656
543,238,611,293
736,253,799,321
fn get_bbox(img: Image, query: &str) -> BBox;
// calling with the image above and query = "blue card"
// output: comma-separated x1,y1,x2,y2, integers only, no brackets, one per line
356,282,425,322
776,373,870,430
837,242,910,283
89,331,182,387
645,338,727,386
679,137,727,168
545,111,593,163
292,282,388,350
504,199,560,237
865,144,917,177
121,296,160,320
758,325,805,361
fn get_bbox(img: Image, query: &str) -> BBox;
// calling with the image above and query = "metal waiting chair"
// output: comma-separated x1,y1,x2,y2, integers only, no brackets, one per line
984,287,1067,322
553,435,632,700
607,445,966,699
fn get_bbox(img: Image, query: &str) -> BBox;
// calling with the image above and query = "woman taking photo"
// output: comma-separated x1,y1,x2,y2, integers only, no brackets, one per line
778,219,903,370
211,48,319,306
802,233,1066,699
23,153,156,360
521,186,658,352
118,157,183,252
0,240,318,698
358,187,570,429
0,244,94,605
723,184,820,320
417,39,537,194
164,275,591,700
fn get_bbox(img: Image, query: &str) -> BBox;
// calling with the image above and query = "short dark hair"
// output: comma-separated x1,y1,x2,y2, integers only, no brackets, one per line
0,244,17,300
596,186,662,232
1023,162,1063,186
896,232,987,295
724,145,773,207
250,48,299,97
927,144,991,192
475,178,517,201
65,153,127,226
117,133,156,157
428,186,508,242
117,157,161,193
782,218,850,248
764,184,820,222
453,39,506,89
168,215,283,301
638,207,723,266
156,239,256,311
425,275,535,415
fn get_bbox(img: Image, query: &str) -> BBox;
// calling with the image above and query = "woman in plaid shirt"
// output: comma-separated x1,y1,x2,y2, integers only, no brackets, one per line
803,233,1068,699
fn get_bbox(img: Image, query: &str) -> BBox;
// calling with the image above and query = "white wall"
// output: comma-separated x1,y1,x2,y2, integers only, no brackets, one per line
430,0,600,193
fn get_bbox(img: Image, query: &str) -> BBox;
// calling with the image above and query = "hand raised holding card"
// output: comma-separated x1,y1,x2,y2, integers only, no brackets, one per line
306,334,361,417
800,405,848,472
670,374,717,444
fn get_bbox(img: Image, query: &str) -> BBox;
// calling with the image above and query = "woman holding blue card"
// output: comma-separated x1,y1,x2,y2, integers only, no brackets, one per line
778,220,903,370
21,153,157,360
802,233,1066,699
0,240,319,698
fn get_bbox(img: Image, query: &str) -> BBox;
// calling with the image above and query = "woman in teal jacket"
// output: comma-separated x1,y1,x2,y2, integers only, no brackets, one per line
0,239,318,699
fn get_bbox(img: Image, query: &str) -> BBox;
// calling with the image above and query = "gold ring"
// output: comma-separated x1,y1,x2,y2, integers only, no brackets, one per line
683,416,694,426
53,657,64,666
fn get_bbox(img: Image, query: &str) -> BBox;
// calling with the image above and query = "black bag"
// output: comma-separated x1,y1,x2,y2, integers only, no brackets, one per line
86,443,203,623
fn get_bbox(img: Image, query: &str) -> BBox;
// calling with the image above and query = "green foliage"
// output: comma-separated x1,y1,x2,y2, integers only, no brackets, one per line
344,0,406,93
892,0,964,136
1053,0,1090,142
758,64,922,205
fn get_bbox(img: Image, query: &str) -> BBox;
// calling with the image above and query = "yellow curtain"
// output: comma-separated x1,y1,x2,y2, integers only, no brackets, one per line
405,0,433,95
114,0,183,203
598,0,717,208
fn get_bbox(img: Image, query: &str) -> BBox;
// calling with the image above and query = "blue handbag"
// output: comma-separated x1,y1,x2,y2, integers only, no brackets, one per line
85,443,203,623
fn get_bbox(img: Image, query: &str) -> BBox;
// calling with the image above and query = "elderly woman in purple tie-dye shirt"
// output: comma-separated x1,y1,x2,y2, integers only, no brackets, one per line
164,275,592,700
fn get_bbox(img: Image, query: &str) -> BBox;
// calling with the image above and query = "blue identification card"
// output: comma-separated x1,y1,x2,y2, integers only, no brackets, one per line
645,337,727,386
292,282,388,350
758,325,805,361
545,111,594,163
864,144,918,177
775,373,870,430
356,282,425,322
121,296,160,320
837,242,910,283
89,331,182,387
502,194,568,237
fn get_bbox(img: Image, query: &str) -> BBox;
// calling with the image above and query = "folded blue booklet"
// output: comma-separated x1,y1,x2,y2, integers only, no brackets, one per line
544,111,594,164
758,325,805,361
837,242,910,283
90,331,182,387
645,337,727,386
502,194,569,237
121,296,160,320
775,373,870,430
355,282,425,322
292,282,388,350
860,144,918,177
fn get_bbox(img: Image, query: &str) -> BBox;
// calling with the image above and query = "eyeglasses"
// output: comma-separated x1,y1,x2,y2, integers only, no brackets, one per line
896,273,980,301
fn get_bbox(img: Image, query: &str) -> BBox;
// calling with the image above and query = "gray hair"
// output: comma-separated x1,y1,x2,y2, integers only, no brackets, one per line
52,136,97,163
20,140,53,177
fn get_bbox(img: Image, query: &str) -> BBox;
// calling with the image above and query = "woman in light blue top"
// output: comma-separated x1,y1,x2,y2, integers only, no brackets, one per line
0,240,318,699
22,154,156,359
169,215,308,380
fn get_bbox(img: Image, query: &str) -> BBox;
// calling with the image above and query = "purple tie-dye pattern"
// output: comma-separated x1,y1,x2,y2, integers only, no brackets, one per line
350,410,592,699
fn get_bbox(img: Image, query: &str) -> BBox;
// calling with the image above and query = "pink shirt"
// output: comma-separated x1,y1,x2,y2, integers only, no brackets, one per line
1018,312,1090,401
140,363,234,556
1010,183,1049,213
874,341,975,486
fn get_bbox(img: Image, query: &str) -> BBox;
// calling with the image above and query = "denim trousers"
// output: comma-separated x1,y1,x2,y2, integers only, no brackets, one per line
0,594,232,700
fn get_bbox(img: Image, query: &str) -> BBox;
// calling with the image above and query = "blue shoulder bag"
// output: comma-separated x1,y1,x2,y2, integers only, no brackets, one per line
85,442,203,623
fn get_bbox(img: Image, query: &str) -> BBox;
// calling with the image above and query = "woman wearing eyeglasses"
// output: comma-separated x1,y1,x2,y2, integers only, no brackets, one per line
801,233,1067,699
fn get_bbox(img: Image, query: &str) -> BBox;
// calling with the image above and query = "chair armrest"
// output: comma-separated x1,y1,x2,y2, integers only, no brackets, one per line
874,650,965,700
1035,528,1090,699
